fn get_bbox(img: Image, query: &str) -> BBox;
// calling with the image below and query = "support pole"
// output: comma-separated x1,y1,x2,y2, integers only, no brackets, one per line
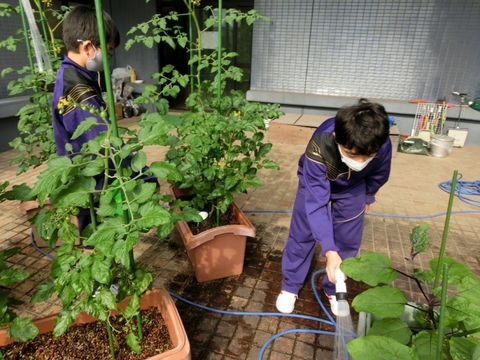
18,0,36,79
216,0,222,103
188,0,194,95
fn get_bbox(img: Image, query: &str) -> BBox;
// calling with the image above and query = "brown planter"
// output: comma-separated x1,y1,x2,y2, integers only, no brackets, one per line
0,287,191,359
169,186,255,282
18,200,81,247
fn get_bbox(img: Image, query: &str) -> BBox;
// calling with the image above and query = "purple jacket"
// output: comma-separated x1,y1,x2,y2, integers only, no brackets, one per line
52,57,108,156
51,57,155,194
298,117,392,254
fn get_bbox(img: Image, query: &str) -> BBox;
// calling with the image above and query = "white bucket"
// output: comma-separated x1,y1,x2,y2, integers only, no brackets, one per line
429,135,454,158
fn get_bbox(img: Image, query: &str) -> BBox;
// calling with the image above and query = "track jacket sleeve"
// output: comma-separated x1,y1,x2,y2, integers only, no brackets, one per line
365,139,392,205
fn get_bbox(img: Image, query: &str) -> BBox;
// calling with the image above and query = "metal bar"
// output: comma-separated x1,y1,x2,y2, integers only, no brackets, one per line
217,0,222,103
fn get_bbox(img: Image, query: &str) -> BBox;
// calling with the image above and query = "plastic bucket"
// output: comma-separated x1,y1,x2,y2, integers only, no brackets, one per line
429,135,454,158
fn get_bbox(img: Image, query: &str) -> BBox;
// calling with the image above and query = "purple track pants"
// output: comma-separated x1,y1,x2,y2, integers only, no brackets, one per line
281,184,366,296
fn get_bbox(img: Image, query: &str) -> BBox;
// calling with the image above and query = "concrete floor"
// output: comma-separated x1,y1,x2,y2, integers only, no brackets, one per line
0,116,479,359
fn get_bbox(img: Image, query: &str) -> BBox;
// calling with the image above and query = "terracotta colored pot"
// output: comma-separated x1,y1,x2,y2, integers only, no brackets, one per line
169,186,255,282
0,288,191,359
18,200,81,247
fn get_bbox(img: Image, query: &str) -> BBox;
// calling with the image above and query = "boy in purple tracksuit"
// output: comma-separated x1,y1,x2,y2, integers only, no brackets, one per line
51,5,120,235
276,99,392,315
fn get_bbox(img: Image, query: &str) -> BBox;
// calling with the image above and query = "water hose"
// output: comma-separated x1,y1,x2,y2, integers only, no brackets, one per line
169,268,355,360
438,175,480,207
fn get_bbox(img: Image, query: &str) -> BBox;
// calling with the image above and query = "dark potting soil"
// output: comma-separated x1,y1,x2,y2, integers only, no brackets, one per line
188,207,239,235
1,307,172,360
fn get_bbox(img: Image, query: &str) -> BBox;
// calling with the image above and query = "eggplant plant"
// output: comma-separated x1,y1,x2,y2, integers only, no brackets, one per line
341,177,480,360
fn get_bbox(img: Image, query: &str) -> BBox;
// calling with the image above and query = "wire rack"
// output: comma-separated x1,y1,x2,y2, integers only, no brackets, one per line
411,103,448,136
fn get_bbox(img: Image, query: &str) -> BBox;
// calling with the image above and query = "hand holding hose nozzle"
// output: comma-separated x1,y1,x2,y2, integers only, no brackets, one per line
335,269,350,316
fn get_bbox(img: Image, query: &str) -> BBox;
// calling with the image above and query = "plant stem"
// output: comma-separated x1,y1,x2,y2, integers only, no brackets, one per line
183,0,203,89
433,170,458,289
436,263,449,359
106,320,116,360
88,194,97,231
450,327,480,337
395,267,434,303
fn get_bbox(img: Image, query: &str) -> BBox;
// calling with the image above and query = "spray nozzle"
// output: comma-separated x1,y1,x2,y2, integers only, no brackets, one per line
335,269,348,301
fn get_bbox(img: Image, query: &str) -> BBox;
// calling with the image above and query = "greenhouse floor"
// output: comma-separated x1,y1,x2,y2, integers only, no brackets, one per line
0,117,479,359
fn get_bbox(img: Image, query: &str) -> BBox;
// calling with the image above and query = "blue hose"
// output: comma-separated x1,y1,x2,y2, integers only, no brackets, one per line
243,208,480,218
438,174,480,207
30,230,56,260
169,269,355,360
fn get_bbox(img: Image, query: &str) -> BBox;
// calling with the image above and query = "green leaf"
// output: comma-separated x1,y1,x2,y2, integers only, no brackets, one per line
244,177,263,188
149,161,183,182
29,157,73,205
0,183,32,202
261,159,280,170
131,150,147,172
87,139,101,153
411,330,446,360
53,177,95,207
81,156,105,177
457,275,480,304
444,296,480,324
0,268,29,287
30,279,56,304
409,223,429,253
368,318,412,345
78,268,94,295
59,283,77,307
352,286,407,318
472,343,480,360
126,332,142,354
71,117,101,140
137,203,172,229
429,256,472,285
112,239,132,267
414,268,435,283
449,337,478,360
86,218,125,250
97,288,117,310
7,317,38,342
346,335,420,360
134,269,153,294
125,294,140,320
91,258,113,284
341,252,398,286
53,310,75,337
157,221,175,240
132,182,157,204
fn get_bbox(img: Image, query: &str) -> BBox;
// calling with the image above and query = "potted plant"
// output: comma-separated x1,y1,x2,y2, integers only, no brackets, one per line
0,2,193,358
0,184,38,357
126,1,284,282
340,171,480,359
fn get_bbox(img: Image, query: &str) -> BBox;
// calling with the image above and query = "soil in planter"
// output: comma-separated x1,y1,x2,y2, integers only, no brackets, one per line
188,207,239,235
1,307,172,360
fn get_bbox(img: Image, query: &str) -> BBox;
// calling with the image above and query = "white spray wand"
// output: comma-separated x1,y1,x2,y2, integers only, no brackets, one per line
335,269,350,316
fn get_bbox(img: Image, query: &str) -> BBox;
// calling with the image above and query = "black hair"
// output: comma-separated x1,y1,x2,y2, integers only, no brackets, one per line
62,5,120,53
334,98,390,155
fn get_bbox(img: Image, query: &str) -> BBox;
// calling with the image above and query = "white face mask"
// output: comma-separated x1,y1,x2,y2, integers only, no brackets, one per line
338,144,375,172
86,44,104,72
